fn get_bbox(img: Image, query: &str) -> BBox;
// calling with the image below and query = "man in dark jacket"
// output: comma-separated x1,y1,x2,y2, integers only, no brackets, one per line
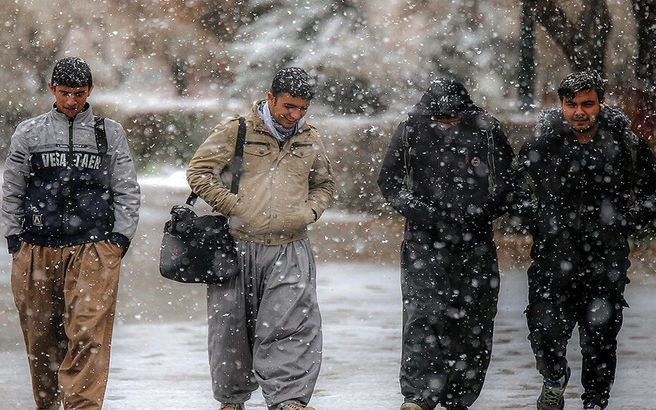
1,57,140,409
378,78,516,410
517,71,656,410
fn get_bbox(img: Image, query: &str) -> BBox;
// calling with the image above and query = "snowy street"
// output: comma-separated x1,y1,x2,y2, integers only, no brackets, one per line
3,1,656,408
1,182,655,410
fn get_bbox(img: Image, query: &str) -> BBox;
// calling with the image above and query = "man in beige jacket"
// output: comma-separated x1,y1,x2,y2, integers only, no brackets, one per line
187,67,334,410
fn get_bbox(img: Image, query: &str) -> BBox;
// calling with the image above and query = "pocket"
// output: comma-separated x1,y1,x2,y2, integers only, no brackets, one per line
290,142,314,158
288,142,315,174
281,207,312,233
11,241,27,262
243,141,273,173
102,240,124,260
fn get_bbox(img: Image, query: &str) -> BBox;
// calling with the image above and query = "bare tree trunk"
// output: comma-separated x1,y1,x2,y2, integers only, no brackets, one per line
197,0,249,41
532,0,611,71
630,0,656,144
633,0,656,91
518,0,536,111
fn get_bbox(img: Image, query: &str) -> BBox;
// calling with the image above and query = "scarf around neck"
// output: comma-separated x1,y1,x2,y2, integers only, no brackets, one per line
257,100,305,143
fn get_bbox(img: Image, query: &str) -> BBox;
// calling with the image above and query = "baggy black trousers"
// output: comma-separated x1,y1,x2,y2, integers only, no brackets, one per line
400,238,499,409
526,253,627,408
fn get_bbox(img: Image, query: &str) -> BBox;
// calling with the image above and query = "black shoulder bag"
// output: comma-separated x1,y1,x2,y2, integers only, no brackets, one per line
159,117,247,284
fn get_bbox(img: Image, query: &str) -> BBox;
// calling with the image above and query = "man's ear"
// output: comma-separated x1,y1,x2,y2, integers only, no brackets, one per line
48,82,56,95
600,96,606,108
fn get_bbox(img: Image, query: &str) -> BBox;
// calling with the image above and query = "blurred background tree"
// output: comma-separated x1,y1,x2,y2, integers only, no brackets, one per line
0,0,653,210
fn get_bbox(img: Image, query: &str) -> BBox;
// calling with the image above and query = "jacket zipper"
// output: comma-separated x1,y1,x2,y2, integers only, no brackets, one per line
574,145,587,270
68,117,74,156
575,146,586,232
63,117,74,231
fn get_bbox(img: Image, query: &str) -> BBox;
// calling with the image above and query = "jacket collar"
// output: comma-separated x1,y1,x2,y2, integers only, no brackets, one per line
536,106,630,141
50,102,94,125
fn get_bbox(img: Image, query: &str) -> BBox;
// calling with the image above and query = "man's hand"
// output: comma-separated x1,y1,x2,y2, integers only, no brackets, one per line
6,235,22,254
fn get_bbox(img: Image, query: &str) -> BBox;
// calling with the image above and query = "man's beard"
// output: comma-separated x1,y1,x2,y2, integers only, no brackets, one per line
571,116,599,134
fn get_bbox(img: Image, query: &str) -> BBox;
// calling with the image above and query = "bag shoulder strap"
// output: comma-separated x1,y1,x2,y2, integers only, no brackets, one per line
94,116,107,155
229,117,247,194
186,116,247,206
401,121,414,189
486,127,497,193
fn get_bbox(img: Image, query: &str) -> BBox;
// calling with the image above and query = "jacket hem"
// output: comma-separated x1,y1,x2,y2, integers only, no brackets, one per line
231,230,309,246
21,232,111,248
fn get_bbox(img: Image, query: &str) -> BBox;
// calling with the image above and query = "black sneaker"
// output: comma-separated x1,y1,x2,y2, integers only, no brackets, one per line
537,367,571,410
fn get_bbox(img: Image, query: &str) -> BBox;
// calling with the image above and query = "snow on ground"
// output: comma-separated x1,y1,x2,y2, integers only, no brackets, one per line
1,262,655,409
1,178,655,409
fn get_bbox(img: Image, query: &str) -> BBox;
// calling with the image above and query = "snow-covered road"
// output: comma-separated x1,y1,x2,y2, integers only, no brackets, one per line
1,179,655,409
1,262,655,409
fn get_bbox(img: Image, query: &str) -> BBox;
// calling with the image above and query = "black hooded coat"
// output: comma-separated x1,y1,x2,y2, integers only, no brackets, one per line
378,80,516,246
377,79,517,409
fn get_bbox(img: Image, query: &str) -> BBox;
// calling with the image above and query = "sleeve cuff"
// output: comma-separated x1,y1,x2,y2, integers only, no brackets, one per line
307,200,322,220
6,235,22,254
108,232,130,257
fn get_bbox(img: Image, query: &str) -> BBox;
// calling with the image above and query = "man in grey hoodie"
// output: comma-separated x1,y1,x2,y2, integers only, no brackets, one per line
1,57,140,410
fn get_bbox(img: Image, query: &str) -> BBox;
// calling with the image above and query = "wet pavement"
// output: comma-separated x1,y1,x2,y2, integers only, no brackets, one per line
1,183,655,409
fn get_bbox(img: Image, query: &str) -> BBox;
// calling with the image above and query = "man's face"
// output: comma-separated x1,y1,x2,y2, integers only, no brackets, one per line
49,83,93,118
267,92,311,128
561,89,603,133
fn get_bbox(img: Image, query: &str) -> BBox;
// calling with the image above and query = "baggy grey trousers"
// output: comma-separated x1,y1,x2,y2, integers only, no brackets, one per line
207,238,322,408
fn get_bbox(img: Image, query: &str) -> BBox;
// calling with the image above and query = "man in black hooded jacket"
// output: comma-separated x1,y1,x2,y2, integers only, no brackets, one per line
378,78,516,410
517,71,656,410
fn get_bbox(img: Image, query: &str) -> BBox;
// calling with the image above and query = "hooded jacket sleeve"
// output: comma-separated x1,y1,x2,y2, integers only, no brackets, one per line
627,136,656,229
508,139,539,233
186,119,240,216
1,122,31,252
107,121,140,252
306,135,335,220
377,121,438,222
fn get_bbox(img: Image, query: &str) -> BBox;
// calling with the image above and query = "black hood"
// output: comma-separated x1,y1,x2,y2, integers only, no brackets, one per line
410,78,476,117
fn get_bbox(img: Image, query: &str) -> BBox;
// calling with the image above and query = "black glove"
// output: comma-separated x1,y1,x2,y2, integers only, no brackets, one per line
108,232,130,258
6,235,22,254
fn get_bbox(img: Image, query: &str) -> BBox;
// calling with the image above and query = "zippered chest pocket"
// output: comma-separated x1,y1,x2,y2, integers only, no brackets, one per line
243,141,273,173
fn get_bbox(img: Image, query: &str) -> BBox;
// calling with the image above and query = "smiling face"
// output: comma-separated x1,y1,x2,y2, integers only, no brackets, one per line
561,88,604,134
49,83,93,118
266,92,311,128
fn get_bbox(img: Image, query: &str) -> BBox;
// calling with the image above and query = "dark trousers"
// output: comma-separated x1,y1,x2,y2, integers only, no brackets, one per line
400,238,499,410
526,255,628,408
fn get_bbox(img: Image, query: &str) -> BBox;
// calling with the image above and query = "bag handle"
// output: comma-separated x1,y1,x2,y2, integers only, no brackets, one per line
186,116,247,206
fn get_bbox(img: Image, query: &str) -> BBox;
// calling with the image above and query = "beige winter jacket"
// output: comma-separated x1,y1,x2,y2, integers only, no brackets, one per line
187,102,335,245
